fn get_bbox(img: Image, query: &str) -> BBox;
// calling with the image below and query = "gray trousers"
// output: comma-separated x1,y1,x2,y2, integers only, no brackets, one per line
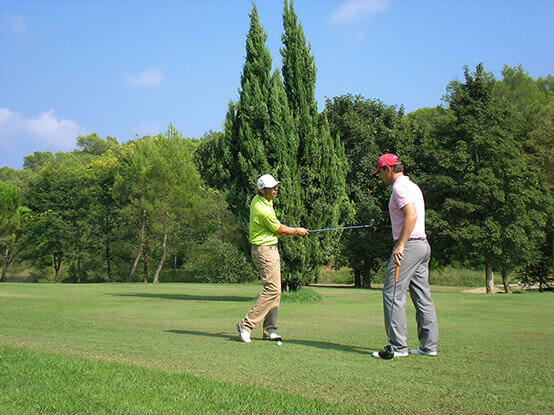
382,239,438,353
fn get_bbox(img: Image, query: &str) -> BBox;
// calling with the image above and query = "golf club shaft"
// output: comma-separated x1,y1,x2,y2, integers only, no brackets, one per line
309,224,372,232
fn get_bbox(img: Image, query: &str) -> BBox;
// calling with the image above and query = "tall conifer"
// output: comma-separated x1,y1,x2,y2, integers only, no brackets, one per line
223,4,273,225
196,2,349,289
280,0,349,288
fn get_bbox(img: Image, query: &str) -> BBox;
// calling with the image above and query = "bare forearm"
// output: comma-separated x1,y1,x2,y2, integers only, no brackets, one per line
397,214,416,246
277,225,308,236
392,204,417,266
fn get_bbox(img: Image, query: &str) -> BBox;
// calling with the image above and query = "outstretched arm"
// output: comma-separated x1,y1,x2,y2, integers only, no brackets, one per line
276,225,309,236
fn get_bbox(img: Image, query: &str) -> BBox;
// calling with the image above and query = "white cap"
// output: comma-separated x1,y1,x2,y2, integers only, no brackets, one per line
257,174,280,190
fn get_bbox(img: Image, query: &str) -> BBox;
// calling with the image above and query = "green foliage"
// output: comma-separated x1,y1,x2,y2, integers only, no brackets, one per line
428,267,490,287
281,286,322,303
0,181,21,216
23,151,55,171
0,167,30,189
0,182,28,281
516,215,554,291
76,132,118,156
22,160,94,282
325,94,425,287
183,238,256,283
114,125,205,283
528,96,554,184
420,63,550,291
278,1,350,289
196,3,349,290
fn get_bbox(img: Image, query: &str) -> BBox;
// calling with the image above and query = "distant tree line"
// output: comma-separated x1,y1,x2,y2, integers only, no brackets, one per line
1,1,552,291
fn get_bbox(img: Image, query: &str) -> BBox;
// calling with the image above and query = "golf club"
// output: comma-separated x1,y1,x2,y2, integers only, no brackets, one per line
309,219,374,233
378,265,399,360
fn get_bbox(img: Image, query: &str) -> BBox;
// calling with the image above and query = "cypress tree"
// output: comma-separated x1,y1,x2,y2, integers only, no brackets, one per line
223,4,273,226
266,68,307,285
196,2,349,290
280,0,349,289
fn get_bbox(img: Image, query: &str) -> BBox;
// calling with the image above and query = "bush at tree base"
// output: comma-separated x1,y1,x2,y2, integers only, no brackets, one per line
183,238,257,283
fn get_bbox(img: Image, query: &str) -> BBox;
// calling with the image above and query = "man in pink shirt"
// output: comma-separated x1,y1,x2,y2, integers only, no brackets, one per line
371,154,438,359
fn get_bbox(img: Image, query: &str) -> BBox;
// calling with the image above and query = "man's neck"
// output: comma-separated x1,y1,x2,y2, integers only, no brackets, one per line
392,172,404,183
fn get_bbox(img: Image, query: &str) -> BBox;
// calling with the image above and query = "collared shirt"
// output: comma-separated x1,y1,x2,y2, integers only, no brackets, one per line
248,195,281,246
389,175,426,241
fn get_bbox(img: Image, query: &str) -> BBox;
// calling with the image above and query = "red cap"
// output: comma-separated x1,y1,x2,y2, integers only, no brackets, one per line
371,153,398,174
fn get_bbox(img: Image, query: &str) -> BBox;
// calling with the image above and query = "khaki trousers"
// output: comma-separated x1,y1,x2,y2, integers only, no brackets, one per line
241,244,281,336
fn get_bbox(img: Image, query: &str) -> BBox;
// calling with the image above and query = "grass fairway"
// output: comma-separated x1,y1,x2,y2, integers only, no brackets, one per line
0,283,552,414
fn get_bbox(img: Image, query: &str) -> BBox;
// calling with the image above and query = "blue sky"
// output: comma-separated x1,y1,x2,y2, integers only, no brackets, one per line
1,0,552,169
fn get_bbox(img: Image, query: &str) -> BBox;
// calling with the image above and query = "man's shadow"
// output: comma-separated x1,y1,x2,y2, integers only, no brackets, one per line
113,293,254,302
166,329,375,355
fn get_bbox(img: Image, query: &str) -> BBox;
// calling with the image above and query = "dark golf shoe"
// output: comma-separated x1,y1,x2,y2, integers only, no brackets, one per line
372,345,408,359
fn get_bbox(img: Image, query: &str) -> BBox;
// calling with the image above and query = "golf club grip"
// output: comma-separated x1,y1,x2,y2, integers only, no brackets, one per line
394,265,399,282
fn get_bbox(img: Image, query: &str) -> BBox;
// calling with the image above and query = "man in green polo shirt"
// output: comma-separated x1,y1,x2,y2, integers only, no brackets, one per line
236,174,308,343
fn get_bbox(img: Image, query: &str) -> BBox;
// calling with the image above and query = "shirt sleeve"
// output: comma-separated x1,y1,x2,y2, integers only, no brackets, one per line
262,210,281,233
394,181,415,210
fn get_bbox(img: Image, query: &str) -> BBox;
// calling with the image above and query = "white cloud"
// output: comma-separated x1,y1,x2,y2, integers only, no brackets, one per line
330,0,391,24
123,68,164,88
0,108,86,153
2,13,26,34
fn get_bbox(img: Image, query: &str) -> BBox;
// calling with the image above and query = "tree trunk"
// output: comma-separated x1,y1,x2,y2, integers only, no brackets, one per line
143,250,149,283
173,254,177,280
501,269,511,293
53,252,62,283
128,209,146,282
76,257,81,284
106,239,112,282
153,226,168,284
1,247,15,282
485,259,494,294
362,260,372,289
353,268,361,288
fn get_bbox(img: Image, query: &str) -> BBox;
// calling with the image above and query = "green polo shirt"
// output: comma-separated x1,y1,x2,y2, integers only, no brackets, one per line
249,195,281,246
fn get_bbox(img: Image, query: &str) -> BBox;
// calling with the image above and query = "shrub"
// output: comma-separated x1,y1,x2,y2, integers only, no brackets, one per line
183,238,256,283
281,287,322,303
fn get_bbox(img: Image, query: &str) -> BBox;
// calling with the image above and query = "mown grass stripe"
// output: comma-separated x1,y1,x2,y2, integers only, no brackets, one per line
0,345,367,415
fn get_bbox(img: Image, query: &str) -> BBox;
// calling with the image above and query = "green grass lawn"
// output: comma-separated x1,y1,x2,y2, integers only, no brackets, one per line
0,283,552,414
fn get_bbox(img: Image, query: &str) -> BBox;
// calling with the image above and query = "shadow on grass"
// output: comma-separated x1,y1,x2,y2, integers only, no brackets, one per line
166,329,375,355
113,293,255,302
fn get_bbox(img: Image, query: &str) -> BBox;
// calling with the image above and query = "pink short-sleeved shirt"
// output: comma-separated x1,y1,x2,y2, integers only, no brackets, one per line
389,175,426,241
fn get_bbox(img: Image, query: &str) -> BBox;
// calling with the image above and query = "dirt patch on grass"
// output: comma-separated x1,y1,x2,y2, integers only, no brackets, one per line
463,284,530,293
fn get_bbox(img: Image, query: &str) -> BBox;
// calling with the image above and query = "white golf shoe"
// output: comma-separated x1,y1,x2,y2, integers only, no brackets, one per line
236,323,251,343
410,348,437,356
